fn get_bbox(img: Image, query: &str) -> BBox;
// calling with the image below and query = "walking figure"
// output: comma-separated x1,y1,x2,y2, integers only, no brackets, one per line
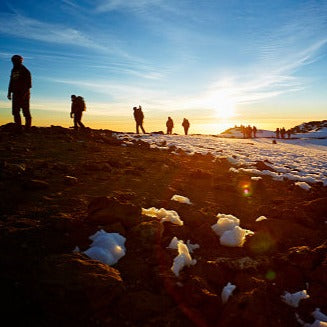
276,128,280,139
280,127,286,139
133,106,146,134
7,55,32,132
253,126,257,138
166,117,174,135
287,129,291,139
182,118,190,135
70,95,86,130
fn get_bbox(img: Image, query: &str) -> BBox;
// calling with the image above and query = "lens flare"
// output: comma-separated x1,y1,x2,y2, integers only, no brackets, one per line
265,270,276,280
239,181,253,197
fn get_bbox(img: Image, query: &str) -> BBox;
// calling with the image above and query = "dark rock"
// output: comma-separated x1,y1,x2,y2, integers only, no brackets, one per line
64,175,78,185
255,161,275,172
22,179,49,190
87,196,141,227
130,220,164,249
38,253,124,325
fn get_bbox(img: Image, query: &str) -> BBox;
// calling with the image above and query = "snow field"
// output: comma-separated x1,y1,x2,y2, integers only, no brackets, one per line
115,133,327,187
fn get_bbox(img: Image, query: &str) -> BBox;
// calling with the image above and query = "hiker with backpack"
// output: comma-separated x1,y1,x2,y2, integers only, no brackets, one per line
70,95,86,130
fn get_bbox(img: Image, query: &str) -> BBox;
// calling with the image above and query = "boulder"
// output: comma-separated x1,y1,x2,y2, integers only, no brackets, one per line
37,253,125,324
87,196,141,228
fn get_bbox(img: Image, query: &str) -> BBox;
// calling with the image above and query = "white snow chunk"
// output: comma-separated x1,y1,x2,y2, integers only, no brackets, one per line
73,246,80,253
167,236,180,250
167,237,199,253
220,226,254,247
171,241,197,276
142,207,184,226
308,321,327,327
211,214,240,237
281,290,310,307
84,230,126,266
221,282,236,304
256,216,268,222
295,181,312,191
171,194,192,205
186,239,200,253
211,213,254,247
251,176,262,181
313,308,327,322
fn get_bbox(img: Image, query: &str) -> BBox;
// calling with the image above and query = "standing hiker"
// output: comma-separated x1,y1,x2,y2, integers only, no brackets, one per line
166,117,174,135
7,55,32,132
133,106,146,134
182,118,190,135
70,95,86,130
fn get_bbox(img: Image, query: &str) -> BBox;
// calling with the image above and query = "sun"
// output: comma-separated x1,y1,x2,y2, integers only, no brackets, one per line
214,99,236,119
200,89,237,120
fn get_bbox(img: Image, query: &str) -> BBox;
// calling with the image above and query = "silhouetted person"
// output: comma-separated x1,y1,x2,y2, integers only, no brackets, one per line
280,127,286,139
70,95,86,130
133,106,146,134
166,117,174,134
182,118,190,135
276,128,280,139
240,125,246,138
253,126,257,138
7,55,32,132
287,129,292,139
246,125,252,138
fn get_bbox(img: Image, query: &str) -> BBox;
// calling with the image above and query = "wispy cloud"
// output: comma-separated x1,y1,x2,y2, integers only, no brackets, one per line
0,13,105,50
95,0,164,13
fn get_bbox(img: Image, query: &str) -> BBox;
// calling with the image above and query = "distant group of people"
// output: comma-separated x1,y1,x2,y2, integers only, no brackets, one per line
4,54,293,139
240,125,257,138
133,108,190,135
275,127,292,139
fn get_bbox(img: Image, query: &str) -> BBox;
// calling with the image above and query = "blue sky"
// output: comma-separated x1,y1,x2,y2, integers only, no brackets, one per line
0,0,326,133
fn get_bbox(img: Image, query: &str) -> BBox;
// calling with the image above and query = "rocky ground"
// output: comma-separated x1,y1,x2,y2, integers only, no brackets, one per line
0,124,326,327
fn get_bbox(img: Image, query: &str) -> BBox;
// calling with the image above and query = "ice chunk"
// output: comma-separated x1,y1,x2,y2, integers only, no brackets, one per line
167,236,179,249
256,216,267,222
167,237,199,254
220,226,254,247
142,207,184,226
211,214,240,237
312,308,327,322
211,213,254,247
73,246,80,253
221,282,236,304
171,241,196,276
281,290,310,307
171,194,192,205
295,181,311,191
84,230,126,266
186,239,200,253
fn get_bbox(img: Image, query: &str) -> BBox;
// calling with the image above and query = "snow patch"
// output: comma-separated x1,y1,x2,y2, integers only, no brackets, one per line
171,194,192,205
142,207,184,226
84,230,126,266
170,239,197,276
167,236,199,253
295,181,311,191
221,282,236,304
281,290,309,307
211,213,254,247
256,216,267,222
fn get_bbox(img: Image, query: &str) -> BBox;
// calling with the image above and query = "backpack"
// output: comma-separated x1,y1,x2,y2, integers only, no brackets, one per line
76,96,86,111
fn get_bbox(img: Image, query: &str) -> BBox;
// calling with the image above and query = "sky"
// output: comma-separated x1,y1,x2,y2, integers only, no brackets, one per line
0,0,326,134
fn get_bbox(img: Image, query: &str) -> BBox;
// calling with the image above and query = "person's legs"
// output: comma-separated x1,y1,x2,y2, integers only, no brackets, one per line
140,123,146,133
77,112,85,128
12,93,22,131
22,92,31,131
136,123,140,134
